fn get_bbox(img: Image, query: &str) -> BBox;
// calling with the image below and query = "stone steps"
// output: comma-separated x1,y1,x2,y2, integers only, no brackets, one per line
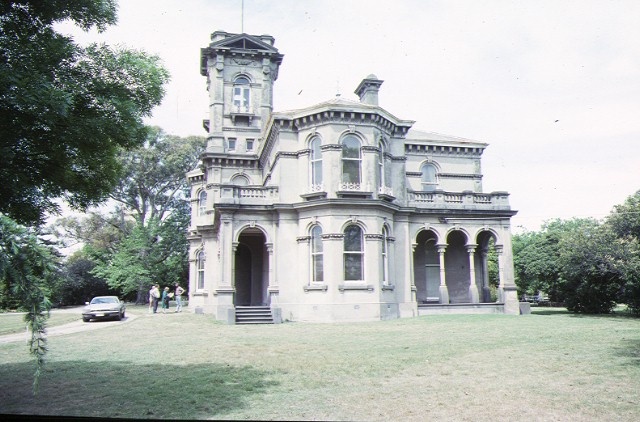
235,306,274,324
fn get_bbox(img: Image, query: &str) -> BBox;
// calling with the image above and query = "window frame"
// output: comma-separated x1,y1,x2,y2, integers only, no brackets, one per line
343,224,364,281
420,163,438,191
341,135,362,185
232,76,251,113
197,190,207,216
310,225,324,283
309,136,323,187
196,251,205,290
381,225,389,285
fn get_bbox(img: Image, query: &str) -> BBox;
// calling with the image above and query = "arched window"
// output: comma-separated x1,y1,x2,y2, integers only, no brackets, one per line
343,225,364,281
198,190,207,216
233,76,250,113
420,163,438,191
310,226,323,283
381,226,389,285
341,135,361,185
196,251,205,290
310,137,323,188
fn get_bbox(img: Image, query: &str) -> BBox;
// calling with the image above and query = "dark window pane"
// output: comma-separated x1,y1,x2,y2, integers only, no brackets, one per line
344,226,362,251
344,253,363,280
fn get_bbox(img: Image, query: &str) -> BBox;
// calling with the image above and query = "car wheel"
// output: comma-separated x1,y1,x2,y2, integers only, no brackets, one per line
82,317,90,322
116,312,122,321
121,311,125,319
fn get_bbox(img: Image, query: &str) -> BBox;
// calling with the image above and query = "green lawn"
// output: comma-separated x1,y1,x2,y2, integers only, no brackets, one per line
0,311,80,336
0,307,639,420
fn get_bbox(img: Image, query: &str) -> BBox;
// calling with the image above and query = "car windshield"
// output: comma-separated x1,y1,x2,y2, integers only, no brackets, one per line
90,297,118,304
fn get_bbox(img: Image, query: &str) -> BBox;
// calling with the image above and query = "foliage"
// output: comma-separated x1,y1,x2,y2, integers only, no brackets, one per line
557,221,624,313
53,129,204,303
511,219,594,301
0,215,58,391
52,250,116,306
0,0,170,226
109,126,205,227
513,192,640,314
605,190,640,314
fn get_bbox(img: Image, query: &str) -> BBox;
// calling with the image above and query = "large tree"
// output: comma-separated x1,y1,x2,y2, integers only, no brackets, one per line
0,0,170,226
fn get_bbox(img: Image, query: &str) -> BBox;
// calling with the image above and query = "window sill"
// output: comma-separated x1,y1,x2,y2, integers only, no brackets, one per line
338,284,374,292
300,191,327,200
193,290,209,297
336,190,373,199
304,284,328,292
381,284,395,291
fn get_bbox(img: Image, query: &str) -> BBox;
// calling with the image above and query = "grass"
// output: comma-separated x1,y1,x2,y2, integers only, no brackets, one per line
0,306,639,420
0,311,80,336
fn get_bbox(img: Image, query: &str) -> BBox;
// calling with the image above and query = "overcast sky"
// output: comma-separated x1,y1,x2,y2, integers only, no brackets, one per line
57,0,640,232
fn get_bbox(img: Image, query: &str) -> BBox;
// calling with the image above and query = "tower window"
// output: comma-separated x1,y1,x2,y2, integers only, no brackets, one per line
233,76,251,113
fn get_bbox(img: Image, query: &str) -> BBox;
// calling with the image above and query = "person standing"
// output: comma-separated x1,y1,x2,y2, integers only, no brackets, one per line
174,283,185,313
150,284,160,313
161,287,170,313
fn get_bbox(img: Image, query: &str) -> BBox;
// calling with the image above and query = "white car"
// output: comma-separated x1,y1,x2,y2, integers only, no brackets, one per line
82,296,126,322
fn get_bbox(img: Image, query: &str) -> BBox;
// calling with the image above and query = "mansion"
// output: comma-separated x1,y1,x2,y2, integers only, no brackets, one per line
187,31,519,323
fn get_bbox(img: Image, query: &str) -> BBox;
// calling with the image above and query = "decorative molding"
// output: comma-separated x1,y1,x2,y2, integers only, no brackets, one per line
322,233,344,240
338,284,375,292
321,144,343,152
365,234,385,241
304,284,328,292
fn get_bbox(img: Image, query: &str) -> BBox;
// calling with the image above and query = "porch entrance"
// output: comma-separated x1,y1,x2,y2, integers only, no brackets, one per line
234,229,269,306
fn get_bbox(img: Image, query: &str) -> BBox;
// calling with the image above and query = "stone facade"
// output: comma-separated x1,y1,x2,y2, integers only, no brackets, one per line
187,31,519,322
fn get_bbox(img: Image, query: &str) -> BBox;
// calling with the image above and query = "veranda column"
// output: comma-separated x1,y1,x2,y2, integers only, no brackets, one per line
220,215,234,287
480,248,491,302
495,245,505,302
266,242,278,306
466,244,480,303
410,242,418,302
436,244,449,304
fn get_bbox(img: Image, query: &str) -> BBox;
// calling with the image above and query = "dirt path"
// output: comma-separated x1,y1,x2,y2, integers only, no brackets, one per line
0,307,139,344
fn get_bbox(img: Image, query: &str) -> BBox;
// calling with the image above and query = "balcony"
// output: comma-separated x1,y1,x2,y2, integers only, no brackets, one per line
217,185,279,205
336,182,373,198
300,184,327,200
408,190,511,210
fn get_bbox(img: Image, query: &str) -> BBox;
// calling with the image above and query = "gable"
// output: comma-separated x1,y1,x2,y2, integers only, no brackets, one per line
211,34,279,54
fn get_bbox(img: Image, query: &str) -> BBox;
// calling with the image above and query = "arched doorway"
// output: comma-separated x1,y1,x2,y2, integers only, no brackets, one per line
476,230,499,303
445,230,470,303
234,229,268,306
414,230,440,304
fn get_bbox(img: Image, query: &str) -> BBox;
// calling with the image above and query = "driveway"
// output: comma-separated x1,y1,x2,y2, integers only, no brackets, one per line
0,307,139,344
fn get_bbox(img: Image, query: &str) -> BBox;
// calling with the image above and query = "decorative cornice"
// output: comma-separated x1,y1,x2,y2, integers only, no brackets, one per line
405,144,484,156
364,234,385,241
321,144,343,152
322,233,344,240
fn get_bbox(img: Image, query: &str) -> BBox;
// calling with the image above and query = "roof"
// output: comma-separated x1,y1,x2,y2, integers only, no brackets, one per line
406,129,488,148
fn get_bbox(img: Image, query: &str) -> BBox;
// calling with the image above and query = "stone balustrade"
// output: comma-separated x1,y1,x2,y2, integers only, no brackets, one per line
409,190,511,210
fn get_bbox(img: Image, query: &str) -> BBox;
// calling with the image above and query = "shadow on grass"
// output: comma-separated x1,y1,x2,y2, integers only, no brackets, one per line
0,360,278,419
614,338,640,367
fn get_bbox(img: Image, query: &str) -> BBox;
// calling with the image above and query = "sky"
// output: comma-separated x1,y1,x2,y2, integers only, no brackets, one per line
56,0,640,232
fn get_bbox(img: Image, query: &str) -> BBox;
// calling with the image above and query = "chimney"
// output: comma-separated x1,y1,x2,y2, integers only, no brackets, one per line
354,74,384,106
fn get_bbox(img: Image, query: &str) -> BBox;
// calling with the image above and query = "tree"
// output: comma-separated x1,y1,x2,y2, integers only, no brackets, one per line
109,127,205,227
53,250,115,306
605,190,640,314
0,0,170,226
90,129,204,302
0,215,59,391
